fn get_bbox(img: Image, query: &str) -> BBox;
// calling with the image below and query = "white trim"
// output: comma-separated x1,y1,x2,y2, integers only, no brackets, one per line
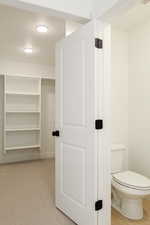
39,78,42,153
3,75,6,154
103,23,111,225
0,154,41,164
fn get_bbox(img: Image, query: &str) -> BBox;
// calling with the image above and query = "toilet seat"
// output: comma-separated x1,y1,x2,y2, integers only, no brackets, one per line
112,171,150,190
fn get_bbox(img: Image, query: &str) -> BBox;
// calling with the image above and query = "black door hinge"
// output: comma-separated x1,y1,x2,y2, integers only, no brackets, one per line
52,130,60,137
95,200,103,211
95,38,103,49
95,120,103,130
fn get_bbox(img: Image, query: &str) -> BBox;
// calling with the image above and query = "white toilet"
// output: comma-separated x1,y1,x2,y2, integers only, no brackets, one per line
111,145,150,220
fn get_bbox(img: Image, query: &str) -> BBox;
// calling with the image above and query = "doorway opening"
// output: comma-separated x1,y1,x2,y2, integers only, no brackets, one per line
110,1,150,224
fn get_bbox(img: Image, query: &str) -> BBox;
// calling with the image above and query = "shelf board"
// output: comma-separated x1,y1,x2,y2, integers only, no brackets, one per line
5,145,40,151
5,92,40,96
5,74,55,80
42,77,56,81
5,74,41,80
6,111,40,114
5,128,40,132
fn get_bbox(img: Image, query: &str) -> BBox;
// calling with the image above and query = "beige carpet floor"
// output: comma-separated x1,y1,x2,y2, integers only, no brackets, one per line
111,200,150,225
0,159,75,225
1,159,149,225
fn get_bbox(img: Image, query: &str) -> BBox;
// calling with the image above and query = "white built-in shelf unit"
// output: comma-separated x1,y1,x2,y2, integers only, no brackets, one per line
4,75,42,152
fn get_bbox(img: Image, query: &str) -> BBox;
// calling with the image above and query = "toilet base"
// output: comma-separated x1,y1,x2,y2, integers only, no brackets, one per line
112,198,143,220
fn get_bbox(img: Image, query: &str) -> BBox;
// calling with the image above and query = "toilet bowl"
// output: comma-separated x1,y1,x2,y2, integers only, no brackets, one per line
111,170,150,220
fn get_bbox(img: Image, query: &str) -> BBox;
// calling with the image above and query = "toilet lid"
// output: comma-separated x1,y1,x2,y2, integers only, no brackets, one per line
112,171,150,190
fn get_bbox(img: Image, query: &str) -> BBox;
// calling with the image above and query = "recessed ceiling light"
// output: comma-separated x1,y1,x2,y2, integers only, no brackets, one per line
24,48,33,54
37,25,48,33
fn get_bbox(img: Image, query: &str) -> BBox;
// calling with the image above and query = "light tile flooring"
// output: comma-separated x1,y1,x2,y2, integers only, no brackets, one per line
111,201,150,225
0,159,75,225
0,158,149,225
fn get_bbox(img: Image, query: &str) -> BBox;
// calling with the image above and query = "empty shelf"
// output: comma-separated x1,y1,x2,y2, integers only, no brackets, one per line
42,77,56,81
6,111,40,113
6,92,40,96
5,145,40,151
5,128,40,132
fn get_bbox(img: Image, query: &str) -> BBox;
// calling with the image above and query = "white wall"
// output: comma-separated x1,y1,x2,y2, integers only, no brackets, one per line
128,21,150,178
111,28,129,149
0,58,54,78
112,20,150,179
93,0,138,20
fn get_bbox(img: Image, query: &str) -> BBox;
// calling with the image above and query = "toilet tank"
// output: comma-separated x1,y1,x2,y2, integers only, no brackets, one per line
111,144,127,174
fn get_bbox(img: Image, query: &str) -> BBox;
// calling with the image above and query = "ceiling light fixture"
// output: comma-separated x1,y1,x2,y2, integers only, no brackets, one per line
24,47,33,54
37,25,48,33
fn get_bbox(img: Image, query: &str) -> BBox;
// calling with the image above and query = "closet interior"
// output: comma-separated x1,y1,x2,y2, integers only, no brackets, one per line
0,2,66,164
0,75,55,163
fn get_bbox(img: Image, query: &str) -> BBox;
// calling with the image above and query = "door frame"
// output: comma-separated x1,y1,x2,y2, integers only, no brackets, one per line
92,21,111,225
97,23,111,225
97,1,138,225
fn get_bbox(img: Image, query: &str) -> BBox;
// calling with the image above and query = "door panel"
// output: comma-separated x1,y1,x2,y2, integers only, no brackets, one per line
61,143,85,204
63,41,86,126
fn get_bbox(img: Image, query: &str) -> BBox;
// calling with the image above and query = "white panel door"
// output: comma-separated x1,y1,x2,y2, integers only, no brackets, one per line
55,20,104,225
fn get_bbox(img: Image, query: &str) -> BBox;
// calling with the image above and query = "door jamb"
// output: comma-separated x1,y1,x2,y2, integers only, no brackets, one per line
95,22,111,225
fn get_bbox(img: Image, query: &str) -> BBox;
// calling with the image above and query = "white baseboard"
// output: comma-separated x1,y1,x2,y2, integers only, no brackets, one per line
0,152,41,164
0,150,55,164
